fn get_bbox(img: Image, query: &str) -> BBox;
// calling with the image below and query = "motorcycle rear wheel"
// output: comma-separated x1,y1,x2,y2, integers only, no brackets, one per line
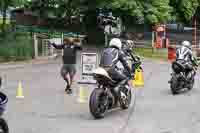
0,118,9,133
188,78,195,90
89,89,108,119
170,76,179,95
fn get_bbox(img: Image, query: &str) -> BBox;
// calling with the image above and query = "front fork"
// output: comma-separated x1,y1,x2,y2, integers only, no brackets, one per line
119,82,130,98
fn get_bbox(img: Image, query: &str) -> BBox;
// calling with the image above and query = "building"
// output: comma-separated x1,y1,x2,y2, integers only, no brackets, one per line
11,8,84,31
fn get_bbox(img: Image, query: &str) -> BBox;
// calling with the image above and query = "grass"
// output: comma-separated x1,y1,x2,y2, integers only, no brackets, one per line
134,47,168,61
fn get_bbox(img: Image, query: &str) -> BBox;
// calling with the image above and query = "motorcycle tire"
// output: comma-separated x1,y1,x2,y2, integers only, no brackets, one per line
119,88,132,109
89,89,108,119
170,76,179,95
188,78,195,90
0,118,9,133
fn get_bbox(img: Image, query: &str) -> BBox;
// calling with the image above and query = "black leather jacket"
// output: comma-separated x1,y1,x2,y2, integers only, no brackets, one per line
100,46,132,76
176,46,198,66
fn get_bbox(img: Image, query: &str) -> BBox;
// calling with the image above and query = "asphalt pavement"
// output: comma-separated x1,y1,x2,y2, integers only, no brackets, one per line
0,53,200,133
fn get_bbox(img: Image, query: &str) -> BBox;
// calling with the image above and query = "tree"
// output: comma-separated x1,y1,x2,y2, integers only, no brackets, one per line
144,0,172,25
3,0,200,29
0,0,30,34
0,0,12,34
28,0,91,22
28,0,54,24
107,0,144,24
170,0,199,23
98,0,172,25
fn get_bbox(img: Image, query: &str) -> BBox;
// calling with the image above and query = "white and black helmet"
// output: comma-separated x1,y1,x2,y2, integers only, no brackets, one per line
109,38,122,50
182,40,191,49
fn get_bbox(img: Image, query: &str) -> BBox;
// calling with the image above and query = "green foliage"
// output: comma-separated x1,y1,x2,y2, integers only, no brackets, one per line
109,0,144,23
106,0,173,24
144,0,172,24
170,0,199,23
19,0,200,24
0,32,34,62
99,0,200,24
28,0,87,19
2,0,200,26
0,0,30,34
110,0,143,16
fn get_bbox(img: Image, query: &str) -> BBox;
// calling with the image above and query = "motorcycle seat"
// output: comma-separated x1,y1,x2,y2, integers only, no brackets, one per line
172,61,185,73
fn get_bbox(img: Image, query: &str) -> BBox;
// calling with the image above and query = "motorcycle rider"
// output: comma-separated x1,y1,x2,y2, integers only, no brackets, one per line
176,40,198,81
120,32,135,53
99,38,132,85
119,32,136,73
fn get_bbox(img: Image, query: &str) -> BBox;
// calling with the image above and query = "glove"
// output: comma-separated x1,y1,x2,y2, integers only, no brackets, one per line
129,73,134,80
126,48,132,53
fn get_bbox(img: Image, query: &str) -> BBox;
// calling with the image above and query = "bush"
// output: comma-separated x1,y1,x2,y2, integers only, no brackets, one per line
0,32,34,62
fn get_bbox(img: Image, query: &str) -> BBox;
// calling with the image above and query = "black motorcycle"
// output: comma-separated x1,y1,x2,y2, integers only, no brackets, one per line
0,77,9,133
89,48,142,119
169,60,197,95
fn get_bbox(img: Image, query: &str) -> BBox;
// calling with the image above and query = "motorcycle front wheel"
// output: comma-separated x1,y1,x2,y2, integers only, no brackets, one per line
119,86,132,109
89,89,108,119
0,118,9,133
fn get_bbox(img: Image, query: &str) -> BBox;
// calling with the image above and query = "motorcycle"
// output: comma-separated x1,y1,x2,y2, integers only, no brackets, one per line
168,60,198,95
89,42,142,119
0,77,9,133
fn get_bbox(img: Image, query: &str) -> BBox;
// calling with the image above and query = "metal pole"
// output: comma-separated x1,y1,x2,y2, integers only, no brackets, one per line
34,33,38,59
105,33,108,47
152,30,155,53
61,32,64,56
61,32,64,44
195,17,197,47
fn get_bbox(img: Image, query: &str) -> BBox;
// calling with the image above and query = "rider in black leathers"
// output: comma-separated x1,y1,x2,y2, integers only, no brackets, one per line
176,40,198,81
99,38,132,83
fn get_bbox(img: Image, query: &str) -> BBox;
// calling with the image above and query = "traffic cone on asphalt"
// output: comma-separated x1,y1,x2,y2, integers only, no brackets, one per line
16,81,24,98
77,86,87,103
133,68,144,87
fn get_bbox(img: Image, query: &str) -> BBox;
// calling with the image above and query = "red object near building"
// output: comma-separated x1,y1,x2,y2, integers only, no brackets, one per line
168,46,176,62
153,25,169,48
155,37,162,48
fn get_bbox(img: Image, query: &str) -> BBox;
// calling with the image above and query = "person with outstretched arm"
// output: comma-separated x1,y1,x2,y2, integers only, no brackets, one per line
49,38,82,94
